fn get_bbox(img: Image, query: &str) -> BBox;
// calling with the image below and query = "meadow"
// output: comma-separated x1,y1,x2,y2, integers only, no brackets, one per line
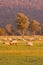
0,36,43,65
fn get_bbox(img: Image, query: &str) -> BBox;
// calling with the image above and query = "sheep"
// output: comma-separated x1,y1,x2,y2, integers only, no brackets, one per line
4,41,10,45
8,38,12,41
3,38,7,41
22,38,26,42
27,41,33,46
29,38,34,41
10,40,17,45
39,38,42,41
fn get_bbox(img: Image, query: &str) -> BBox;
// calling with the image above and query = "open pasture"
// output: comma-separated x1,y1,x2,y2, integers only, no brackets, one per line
0,36,43,65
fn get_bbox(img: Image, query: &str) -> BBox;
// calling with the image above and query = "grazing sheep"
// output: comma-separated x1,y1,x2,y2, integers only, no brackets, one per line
22,38,26,42
4,41,10,45
39,38,42,41
27,41,33,46
8,38,12,41
29,38,34,41
3,38,7,41
11,40,17,45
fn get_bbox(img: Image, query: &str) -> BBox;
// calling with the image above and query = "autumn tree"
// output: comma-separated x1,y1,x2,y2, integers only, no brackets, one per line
5,24,12,35
0,28,7,35
29,20,40,35
41,24,43,35
16,13,29,36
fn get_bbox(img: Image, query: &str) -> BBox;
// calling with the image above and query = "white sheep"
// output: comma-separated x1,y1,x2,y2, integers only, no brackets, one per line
11,40,17,45
29,38,34,41
39,38,42,41
4,41,10,45
3,38,7,41
8,38,12,41
27,41,33,46
22,38,26,42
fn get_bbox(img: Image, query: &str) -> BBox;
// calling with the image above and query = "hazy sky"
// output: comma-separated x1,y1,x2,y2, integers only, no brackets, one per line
0,0,43,10
0,0,43,26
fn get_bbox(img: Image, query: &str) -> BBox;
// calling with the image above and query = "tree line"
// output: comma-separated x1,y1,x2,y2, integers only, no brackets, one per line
0,12,43,36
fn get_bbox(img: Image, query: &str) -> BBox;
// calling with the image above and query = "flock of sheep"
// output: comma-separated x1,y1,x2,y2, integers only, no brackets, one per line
0,38,17,45
0,37,42,46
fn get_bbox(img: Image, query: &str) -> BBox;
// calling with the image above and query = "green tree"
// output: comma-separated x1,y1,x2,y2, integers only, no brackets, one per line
16,13,29,36
29,20,40,35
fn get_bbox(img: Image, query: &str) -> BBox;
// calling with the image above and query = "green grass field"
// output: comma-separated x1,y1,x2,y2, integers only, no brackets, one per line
0,36,43,65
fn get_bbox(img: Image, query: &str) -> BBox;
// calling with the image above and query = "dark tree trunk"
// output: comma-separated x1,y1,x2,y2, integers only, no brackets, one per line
32,31,36,35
